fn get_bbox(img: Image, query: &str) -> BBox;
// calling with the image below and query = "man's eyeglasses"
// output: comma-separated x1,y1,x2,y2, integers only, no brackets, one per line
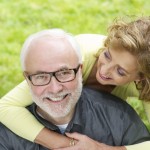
25,64,81,86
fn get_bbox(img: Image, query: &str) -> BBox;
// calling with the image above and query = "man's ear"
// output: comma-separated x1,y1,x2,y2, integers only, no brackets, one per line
23,71,27,78
23,71,29,80
23,72,31,86
80,64,83,73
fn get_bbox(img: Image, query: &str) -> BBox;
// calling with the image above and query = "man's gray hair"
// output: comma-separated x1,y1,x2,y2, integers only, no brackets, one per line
20,28,82,70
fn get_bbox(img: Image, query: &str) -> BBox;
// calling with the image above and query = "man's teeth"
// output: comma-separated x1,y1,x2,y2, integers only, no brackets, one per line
46,94,67,101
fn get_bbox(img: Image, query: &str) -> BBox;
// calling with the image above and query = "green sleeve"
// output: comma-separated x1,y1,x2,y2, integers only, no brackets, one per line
75,34,106,83
125,141,150,150
111,82,139,100
143,101,150,128
0,80,44,142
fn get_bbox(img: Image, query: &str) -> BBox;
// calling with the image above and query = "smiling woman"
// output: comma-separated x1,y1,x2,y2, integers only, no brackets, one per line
96,42,141,86
0,17,150,150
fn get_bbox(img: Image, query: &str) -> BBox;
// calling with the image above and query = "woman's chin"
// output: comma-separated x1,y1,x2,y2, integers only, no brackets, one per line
97,78,108,85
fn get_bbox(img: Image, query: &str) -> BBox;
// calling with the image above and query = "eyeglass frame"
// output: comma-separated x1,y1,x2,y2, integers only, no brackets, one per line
24,64,81,86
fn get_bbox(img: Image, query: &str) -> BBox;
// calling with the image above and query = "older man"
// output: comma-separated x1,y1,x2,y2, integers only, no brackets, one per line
0,29,149,150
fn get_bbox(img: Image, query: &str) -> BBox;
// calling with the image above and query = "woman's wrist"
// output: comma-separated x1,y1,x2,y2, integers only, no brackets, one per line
35,127,71,149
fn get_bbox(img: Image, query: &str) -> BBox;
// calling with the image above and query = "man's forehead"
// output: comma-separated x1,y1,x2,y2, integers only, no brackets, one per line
25,42,79,72
31,35,68,45
29,36,74,52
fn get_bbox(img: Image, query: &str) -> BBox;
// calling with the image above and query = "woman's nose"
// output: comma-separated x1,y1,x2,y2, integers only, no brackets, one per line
101,63,114,75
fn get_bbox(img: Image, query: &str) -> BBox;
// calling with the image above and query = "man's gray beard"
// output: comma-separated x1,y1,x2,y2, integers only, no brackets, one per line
30,76,83,120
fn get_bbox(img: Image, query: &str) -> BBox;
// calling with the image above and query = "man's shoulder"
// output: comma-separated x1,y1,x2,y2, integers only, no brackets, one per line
0,123,11,135
0,123,15,148
79,87,144,126
81,87,133,111
0,123,43,150
76,87,150,145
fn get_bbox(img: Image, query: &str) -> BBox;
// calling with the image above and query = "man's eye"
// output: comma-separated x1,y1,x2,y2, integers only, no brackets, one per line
35,74,46,79
59,70,72,76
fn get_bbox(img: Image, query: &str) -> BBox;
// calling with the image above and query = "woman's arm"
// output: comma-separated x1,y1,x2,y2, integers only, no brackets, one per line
0,80,71,149
35,128,71,149
125,141,150,150
0,80,43,141
54,132,126,150
54,133,150,150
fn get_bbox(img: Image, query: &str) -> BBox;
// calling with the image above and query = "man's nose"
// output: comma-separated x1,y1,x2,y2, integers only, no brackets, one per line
46,76,63,94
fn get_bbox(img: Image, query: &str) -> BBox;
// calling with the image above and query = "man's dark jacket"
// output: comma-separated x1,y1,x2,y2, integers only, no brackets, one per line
0,87,149,150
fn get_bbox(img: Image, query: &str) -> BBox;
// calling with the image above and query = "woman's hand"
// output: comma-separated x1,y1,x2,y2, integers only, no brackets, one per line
53,132,126,150
35,127,71,149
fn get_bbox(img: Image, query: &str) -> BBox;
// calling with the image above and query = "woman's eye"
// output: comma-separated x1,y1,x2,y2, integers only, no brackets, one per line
104,51,111,60
117,68,126,76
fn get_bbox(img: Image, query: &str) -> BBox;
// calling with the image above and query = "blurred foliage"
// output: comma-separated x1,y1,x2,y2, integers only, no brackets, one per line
127,98,150,131
0,0,150,129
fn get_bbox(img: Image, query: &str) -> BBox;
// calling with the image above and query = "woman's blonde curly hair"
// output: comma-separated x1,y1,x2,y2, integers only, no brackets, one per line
97,16,150,101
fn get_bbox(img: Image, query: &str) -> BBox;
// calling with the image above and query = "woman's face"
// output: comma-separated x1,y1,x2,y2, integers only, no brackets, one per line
96,45,140,86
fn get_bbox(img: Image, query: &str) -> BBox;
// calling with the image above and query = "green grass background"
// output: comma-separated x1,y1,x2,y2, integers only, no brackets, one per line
0,0,150,130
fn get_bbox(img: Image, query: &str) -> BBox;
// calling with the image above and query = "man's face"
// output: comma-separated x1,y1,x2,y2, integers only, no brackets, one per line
24,37,82,122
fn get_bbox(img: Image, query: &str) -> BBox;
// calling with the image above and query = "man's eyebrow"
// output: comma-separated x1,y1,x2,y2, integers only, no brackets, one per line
32,67,71,74
27,71,48,75
59,66,70,70
27,64,76,75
